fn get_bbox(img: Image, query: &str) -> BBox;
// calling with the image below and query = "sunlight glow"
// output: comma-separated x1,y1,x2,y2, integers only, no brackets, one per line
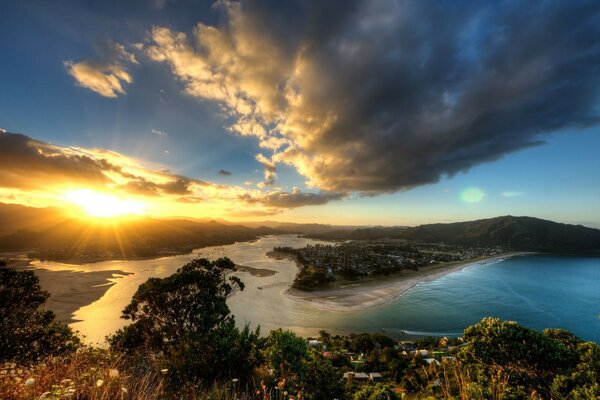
64,189,146,218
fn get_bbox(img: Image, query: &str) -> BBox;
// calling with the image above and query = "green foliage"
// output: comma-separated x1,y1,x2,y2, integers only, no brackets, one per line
262,329,308,382
550,341,600,399
461,317,577,375
109,258,260,387
353,383,400,400
297,351,344,400
457,317,596,399
0,264,79,362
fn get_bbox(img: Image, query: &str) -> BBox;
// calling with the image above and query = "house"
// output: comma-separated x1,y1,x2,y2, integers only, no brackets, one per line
343,372,369,382
399,341,416,352
369,372,383,382
350,353,366,367
308,339,322,348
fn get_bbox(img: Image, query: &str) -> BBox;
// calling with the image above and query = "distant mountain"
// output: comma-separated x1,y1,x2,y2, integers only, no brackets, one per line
0,203,281,261
235,220,358,234
0,203,68,237
2,204,598,260
400,216,600,253
310,216,600,254
309,226,409,240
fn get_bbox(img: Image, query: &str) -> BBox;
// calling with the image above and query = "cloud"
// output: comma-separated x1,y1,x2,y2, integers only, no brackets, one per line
226,208,280,218
152,128,167,136
176,196,205,204
255,154,277,187
0,130,342,212
65,39,138,97
239,187,346,208
218,169,232,176
145,0,600,195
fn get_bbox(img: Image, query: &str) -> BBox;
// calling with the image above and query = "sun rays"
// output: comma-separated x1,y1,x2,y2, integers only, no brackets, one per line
64,189,146,219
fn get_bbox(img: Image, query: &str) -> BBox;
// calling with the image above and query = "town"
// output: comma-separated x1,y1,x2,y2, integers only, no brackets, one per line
274,241,507,290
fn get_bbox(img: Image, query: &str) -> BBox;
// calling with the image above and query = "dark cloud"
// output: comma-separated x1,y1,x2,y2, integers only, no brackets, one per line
218,169,232,176
240,189,346,209
148,0,600,194
0,130,343,211
0,131,112,189
0,131,198,197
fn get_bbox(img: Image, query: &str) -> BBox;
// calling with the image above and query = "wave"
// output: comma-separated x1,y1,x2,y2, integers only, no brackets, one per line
384,328,463,337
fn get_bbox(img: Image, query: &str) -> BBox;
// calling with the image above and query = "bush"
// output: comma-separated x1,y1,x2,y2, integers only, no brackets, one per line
353,383,400,400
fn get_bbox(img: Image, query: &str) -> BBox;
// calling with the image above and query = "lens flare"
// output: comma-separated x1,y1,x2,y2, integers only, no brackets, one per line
460,187,485,203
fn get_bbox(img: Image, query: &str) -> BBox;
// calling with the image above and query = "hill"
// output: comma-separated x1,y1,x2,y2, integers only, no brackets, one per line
0,203,280,262
311,216,600,254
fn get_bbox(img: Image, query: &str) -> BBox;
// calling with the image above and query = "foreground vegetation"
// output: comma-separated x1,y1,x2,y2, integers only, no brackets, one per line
1,259,598,399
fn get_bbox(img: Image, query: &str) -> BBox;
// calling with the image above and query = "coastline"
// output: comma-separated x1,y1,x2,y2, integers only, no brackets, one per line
10,259,131,324
285,252,533,312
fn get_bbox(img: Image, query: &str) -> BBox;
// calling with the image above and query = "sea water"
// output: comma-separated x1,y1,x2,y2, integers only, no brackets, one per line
30,236,600,343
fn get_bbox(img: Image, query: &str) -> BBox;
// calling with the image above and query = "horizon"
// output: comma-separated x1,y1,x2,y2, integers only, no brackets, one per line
1,1,600,228
3,200,600,230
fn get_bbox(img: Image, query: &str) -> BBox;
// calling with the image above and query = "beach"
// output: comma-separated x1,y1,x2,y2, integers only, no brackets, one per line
10,260,131,323
285,252,531,312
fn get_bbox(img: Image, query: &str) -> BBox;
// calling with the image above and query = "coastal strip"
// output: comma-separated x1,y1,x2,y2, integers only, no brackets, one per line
10,260,131,323
285,252,532,312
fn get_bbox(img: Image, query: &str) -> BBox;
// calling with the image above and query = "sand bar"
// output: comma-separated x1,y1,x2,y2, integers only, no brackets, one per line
285,252,532,312
10,260,131,323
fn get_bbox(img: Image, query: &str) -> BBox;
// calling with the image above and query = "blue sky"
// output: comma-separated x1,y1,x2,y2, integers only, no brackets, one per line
1,0,599,226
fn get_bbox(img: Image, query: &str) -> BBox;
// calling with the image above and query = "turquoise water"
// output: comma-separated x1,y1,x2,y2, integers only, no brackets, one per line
273,255,600,342
32,237,600,344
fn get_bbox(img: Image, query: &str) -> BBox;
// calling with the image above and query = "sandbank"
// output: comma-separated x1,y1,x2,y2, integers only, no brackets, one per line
11,260,131,323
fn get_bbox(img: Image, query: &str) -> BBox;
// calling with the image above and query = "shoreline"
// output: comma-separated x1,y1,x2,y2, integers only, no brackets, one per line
285,252,533,312
9,259,131,324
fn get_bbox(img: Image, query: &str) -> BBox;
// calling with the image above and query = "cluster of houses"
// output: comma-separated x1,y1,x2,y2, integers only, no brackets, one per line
278,241,508,289
307,338,456,386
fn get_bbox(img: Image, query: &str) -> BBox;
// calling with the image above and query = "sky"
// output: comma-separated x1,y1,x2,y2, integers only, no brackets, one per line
0,0,599,227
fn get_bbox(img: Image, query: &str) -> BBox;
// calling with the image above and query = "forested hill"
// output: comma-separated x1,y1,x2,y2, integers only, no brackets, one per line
310,216,600,254
0,203,280,261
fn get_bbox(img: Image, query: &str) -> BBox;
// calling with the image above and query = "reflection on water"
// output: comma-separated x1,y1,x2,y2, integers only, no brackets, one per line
32,236,600,344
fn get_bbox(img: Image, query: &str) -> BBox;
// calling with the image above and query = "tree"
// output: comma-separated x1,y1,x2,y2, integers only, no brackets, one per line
353,383,400,400
550,341,600,399
0,264,79,362
459,317,579,397
109,258,258,386
297,351,344,400
262,329,308,382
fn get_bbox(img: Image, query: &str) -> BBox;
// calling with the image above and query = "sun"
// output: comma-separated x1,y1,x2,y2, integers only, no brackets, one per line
64,189,146,218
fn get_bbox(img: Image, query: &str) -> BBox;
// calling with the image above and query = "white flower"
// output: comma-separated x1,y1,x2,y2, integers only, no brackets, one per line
25,378,35,386
96,379,104,387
